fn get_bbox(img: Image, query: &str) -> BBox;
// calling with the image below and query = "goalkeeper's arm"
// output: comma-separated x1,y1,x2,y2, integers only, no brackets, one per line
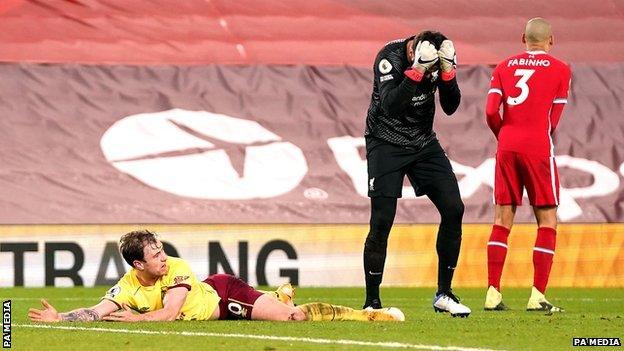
436,39,460,115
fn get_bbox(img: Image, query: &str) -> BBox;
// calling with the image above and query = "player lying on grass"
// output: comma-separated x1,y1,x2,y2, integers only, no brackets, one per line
28,230,404,323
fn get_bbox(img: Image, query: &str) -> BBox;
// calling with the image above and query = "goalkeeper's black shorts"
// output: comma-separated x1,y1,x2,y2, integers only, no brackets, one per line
365,136,458,198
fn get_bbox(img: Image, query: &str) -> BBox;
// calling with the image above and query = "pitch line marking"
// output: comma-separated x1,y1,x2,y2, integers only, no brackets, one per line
15,324,503,351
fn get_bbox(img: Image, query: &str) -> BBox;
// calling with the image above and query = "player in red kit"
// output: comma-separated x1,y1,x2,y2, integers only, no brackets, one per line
484,18,571,312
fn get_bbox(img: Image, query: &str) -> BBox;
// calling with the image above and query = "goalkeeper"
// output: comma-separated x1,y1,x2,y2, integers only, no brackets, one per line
362,31,470,317
28,230,404,323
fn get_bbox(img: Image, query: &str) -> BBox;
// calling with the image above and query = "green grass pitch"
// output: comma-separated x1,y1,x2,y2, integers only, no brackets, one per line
2,287,622,350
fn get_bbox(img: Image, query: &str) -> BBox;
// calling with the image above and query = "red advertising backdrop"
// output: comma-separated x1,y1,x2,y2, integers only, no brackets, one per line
0,63,622,223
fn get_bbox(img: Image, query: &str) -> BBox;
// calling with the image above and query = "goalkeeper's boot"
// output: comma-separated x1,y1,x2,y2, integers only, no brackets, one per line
275,283,296,307
433,290,471,318
526,287,564,312
484,286,509,311
366,307,405,322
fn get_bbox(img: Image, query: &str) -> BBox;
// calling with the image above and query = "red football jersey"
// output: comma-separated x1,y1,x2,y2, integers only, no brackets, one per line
488,51,571,156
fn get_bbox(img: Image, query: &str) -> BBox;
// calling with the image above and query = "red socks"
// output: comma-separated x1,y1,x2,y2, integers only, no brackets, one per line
487,225,510,290
533,227,557,294
488,225,557,294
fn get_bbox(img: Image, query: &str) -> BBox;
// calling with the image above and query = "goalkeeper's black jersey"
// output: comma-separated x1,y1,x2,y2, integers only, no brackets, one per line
365,37,461,149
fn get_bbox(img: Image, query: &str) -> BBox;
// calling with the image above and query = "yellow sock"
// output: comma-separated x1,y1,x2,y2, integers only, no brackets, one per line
257,289,279,300
330,305,371,321
297,303,337,321
297,303,392,321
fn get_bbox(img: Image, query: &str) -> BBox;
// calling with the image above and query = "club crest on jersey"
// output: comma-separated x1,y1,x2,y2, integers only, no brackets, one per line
431,71,439,81
174,276,190,285
378,59,392,74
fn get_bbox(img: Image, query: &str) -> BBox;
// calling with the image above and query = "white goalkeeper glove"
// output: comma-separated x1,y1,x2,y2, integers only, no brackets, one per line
412,40,439,73
438,40,456,73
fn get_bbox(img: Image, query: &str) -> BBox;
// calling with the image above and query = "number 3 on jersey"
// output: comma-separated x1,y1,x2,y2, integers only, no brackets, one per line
507,69,535,105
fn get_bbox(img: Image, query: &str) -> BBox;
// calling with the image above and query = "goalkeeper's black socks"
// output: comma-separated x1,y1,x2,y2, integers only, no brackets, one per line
363,196,396,308
363,241,385,308
436,227,462,293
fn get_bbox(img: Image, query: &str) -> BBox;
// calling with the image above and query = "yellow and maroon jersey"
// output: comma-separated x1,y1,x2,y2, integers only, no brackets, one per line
102,257,219,320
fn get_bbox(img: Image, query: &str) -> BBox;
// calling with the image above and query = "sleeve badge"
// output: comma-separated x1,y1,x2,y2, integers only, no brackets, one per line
106,285,121,298
378,59,393,74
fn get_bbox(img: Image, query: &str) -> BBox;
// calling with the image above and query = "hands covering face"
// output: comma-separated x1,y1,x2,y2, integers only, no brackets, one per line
412,39,456,73
438,40,456,73
412,40,439,72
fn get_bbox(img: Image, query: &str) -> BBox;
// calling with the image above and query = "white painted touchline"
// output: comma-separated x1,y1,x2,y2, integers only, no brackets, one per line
15,324,504,351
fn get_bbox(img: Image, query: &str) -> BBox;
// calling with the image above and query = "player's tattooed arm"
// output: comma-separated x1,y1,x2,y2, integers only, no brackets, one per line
60,308,101,322
29,299,119,323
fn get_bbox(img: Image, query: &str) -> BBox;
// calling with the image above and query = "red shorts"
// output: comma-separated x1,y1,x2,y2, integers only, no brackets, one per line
203,274,263,320
494,151,559,206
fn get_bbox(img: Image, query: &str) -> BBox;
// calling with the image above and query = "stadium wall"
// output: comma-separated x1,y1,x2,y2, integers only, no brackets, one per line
1,224,622,288
1,63,623,288
0,63,623,224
